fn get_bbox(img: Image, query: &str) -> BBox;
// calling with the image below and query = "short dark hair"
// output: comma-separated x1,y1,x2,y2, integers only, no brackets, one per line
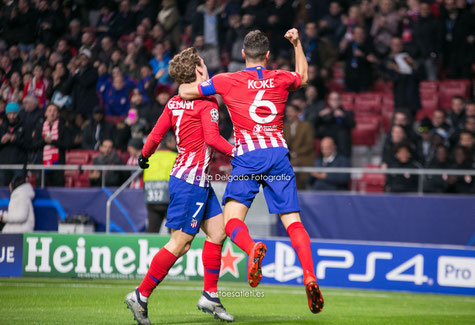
10,175,26,192
243,30,269,61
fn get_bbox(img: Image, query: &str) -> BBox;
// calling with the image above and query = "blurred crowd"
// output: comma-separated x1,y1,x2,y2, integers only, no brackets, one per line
0,0,473,193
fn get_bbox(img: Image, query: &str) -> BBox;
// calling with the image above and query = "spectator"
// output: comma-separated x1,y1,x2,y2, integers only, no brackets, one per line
136,65,157,104
49,62,71,109
448,146,474,194
384,37,421,114
267,0,294,55
4,0,38,52
303,84,325,126
385,142,421,193
89,139,125,187
302,21,336,76
143,132,177,233
412,1,442,81
70,113,86,149
109,0,136,40
431,109,451,133
191,0,225,49
126,138,143,189
449,96,466,132
283,104,315,189
0,102,26,186
310,137,350,191
458,130,475,162
32,104,71,186
382,124,419,167
19,95,43,145
149,43,171,86
97,36,115,66
0,175,35,233
157,0,181,50
194,35,221,76
418,117,434,165
226,14,253,72
2,71,22,103
81,106,116,151
340,26,376,92
105,74,130,117
423,144,451,193
319,0,345,49
64,49,99,118
370,0,399,56
315,91,355,158
125,107,147,141
440,0,474,78
22,65,48,108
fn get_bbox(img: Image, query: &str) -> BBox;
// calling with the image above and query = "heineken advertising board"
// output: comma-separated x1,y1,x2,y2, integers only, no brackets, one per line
21,233,247,282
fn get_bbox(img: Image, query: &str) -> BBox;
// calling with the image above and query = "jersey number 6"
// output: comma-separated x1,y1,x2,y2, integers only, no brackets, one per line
249,90,277,124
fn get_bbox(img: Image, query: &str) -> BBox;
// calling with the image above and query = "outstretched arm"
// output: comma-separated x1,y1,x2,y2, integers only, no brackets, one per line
285,28,308,87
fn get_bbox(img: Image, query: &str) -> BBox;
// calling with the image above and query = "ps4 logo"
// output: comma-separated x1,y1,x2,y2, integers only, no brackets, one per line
262,242,433,286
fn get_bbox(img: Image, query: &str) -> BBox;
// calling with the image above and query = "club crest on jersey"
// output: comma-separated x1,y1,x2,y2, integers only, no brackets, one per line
210,108,219,123
190,218,198,228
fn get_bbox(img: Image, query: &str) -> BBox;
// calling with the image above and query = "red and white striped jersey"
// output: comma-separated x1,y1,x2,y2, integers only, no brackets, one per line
142,95,233,187
199,67,301,156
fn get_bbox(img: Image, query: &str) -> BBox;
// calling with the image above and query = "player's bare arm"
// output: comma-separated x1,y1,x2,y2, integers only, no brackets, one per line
285,28,308,87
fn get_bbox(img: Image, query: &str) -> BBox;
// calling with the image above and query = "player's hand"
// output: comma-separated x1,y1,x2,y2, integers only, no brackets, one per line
138,153,149,169
284,28,300,47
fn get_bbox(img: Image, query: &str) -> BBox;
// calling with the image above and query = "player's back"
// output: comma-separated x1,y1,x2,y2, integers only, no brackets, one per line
204,67,301,156
166,95,217,186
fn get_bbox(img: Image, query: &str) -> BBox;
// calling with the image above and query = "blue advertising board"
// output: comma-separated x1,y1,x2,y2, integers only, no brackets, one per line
0,234,23,277
260,238,475,295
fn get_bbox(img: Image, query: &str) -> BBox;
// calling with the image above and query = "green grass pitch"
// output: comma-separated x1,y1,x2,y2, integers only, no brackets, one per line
0,278,474,324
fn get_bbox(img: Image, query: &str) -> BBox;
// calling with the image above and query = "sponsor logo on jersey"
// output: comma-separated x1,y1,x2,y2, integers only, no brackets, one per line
253,124,278,134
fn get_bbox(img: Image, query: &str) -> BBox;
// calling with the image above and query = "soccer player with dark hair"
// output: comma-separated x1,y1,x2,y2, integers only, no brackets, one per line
179,29,324,314
125,47,235,324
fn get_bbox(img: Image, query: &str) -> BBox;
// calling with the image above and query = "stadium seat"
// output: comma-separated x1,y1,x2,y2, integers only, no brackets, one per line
332,62,344,80
341,92,356,110
325,79,345,92
382,95,394,132
360,164,386,193
351,122,379,146
314,138,321,157
371,80,393,93
438,79,471,109
416,92,439,120
419,80,439,94
354,92,382,115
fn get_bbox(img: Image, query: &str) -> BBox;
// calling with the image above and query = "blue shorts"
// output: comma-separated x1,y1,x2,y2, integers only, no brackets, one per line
166,176,222,235
222,147,300,214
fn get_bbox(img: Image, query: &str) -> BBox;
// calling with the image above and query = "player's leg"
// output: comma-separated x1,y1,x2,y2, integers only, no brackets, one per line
199,207,234,322
280,212,323,313
125,229,194,325
261,149,323,313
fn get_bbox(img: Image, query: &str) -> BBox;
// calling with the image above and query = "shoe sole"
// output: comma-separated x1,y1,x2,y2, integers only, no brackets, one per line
197,306,233,322
248,242,266,288
305,282,324,314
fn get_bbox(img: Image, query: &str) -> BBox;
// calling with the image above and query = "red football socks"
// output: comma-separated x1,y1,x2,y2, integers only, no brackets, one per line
225,218,255,255
202,240,222,293
287,222,317,284
138,247,178,297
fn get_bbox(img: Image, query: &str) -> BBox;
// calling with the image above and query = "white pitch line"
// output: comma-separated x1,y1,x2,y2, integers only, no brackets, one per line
1,282,474,303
